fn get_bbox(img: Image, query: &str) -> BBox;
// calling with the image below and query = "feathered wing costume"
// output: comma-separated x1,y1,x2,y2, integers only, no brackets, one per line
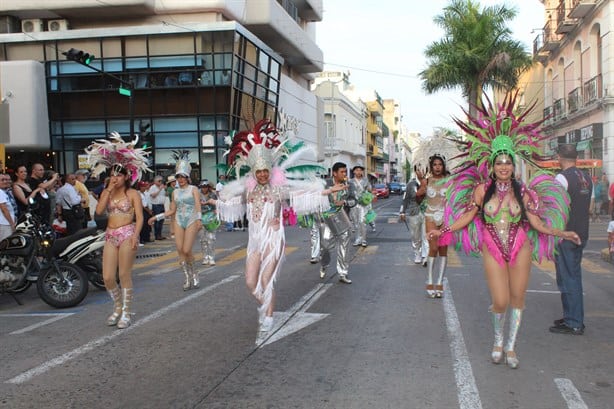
85,131,151,184
217,119,327,324
442,92,570,264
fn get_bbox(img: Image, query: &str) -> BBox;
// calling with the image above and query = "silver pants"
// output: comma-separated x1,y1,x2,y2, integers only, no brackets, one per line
320,223,351,276
310,221,321,259
408,213,428,259
350,205,368,243
199,229,216,259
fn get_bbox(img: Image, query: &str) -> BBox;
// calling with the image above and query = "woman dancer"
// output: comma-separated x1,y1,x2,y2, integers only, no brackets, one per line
149,153,201,290
429,94,579,369
216,120,327,338
12,165,40,218
87,132,149,329
418,155,450,298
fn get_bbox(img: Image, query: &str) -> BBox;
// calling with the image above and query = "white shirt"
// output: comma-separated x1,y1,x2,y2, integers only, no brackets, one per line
0,189,15,225
140,191,151,209
555,173,568,190
56,183,82,209
148,183,166,205
215,181,224,193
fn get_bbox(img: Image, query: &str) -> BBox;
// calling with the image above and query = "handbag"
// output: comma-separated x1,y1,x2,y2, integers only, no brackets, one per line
64,197,85,219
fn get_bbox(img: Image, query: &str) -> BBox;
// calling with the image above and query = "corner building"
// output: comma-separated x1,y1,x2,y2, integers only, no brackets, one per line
0,1,323,181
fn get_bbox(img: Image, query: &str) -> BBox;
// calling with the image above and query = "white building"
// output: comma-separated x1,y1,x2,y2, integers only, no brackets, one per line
0,0,324,180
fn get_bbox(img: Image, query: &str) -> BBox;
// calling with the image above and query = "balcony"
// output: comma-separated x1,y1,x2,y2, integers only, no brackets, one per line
291,0,323,21
583,74,602,105
542,20,561,51
533,33,550,63
569,0,596,19
543,106,554,126
367,122,380,135
553,98,566,121
556,0,578,34
567,87,582,113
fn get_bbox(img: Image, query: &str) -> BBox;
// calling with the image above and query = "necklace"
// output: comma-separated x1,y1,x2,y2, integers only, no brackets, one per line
496,180,511,202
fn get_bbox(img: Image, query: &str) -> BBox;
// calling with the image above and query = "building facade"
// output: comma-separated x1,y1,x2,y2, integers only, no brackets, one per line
532,0,613,177
0,0,324,181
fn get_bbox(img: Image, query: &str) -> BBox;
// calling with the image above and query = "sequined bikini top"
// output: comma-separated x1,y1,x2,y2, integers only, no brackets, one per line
107,195,134,216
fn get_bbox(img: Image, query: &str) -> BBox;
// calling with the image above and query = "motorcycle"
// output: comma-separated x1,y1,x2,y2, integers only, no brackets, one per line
57,228,105,290
0,208,89,308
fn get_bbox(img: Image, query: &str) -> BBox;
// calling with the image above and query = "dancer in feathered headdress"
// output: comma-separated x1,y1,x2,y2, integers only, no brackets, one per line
87,132,150,330
215,118,333,342
147,150,203,291
427,92,580,370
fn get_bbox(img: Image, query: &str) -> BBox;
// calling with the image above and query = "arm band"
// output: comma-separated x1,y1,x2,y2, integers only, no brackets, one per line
156,213,165,221
440,226,451,235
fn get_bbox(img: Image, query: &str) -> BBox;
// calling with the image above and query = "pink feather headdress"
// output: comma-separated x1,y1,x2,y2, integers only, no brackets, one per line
85,132,152,185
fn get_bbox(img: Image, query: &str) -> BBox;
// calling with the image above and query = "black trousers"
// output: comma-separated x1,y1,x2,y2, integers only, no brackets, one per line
64,209,84,236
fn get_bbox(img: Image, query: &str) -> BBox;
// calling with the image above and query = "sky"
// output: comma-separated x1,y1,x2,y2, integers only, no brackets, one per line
315,0,546,137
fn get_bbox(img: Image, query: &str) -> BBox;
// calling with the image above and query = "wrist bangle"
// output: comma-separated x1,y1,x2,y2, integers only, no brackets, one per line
156,213,164,221
440,226,451,235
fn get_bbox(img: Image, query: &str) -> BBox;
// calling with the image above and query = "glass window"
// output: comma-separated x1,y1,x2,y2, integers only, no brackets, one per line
155,132,198,148
199,116,216,131
149,56,196,68
63,120,106,136
242,78,255,94
268,78,278,93
256,85,266,100
126,57,148,69
243,63,256,80
214,70,231,86
258,50,269,72
153,117,198,132
101,58,123,72
199,150,218,182
198,54,213,68
270,59,280,78
214,53,232,70
244,40,257,65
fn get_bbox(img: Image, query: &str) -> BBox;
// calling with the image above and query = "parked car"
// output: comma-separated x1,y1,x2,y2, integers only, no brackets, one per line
400,183,407,193
388,182,402,195
373,183,390,198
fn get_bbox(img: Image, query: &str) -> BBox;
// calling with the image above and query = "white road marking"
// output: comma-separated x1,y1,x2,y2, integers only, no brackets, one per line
5,275,239,384
442,277,483,409
257,283,332,346
554,378,589,409
6,313,76,335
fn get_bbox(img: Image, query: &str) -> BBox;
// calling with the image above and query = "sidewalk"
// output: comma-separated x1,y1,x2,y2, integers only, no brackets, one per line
589,218,612,264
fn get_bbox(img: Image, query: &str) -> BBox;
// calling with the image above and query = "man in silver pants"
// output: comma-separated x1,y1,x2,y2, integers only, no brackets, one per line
319,162,352,284
400,174,428,264
348,163,372,247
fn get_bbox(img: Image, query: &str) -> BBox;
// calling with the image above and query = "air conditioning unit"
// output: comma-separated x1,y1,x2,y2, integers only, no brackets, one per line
21,19,44,33
48,19,69,31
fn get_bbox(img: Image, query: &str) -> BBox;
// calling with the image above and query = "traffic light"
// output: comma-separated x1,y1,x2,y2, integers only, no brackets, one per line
139,121,152,149
62,48,94,65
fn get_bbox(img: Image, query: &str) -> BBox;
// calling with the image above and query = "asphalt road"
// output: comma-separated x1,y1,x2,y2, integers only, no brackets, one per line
1,195,612,409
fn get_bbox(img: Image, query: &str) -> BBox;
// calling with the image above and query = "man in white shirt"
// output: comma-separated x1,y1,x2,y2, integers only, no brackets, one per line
138,181,153,246
0,174,16,241
148,175,167,240
56,174,84,236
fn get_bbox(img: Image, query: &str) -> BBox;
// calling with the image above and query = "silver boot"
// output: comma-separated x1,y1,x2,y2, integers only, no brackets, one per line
504,308,523,369
181,261,191,291
434,256,448,298
425,256,436,298
188,261,199,288
117,288,133,329
490,309,506,364
106,287,122,326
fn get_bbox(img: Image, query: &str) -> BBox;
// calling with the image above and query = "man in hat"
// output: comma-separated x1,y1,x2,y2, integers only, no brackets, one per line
348,162,372,247
550,144,592,335
199,180,218,265
400,167,428,264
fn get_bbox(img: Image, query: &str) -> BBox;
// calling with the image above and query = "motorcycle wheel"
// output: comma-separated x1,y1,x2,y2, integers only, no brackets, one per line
77,255,105,290
36,261,89,308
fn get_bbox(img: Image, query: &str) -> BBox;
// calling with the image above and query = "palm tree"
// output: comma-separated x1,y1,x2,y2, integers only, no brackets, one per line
419,0,533,116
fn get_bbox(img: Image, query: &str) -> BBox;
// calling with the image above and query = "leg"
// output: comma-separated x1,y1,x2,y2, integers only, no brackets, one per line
350,207,361,246
102,241,122,325
116,239,137,329
553,240,585,331
182,222,202,288
336,230,352,283
424,217,439,296
174,225,190,290
408,214,422,263
309,221,320,263
199,227,209,265
358,206,368,246
319,222,334,278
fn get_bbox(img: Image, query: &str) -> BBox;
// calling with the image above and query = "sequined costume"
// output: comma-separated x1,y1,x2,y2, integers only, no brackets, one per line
348,177,371,246
424,180,447,227
199,189,218,264
174,185,200,229
105,195,136,248
320,182,351,278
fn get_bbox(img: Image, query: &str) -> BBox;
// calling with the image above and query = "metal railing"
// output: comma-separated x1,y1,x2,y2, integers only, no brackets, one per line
567,87,582,113
583,74,602,104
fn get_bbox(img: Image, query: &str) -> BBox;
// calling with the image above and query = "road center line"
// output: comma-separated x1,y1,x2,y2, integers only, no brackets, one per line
5,275,239,385
442,277,483,409
554,378,589,409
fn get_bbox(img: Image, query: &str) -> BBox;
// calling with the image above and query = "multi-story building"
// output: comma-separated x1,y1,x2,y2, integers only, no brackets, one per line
0,0,324,181
383,99,402,182
531,0,613,177
312,71,366,176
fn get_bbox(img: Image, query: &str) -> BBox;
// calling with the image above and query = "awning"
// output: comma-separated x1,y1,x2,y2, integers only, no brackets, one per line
576,140,591,151
368,173,379,178
534,159,602,169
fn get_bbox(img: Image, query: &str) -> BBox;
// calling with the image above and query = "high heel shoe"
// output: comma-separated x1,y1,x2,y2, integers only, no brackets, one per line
117,288,133,329
434,284,444,298
180,261,191,291
425,284,436,298
505,350,519,369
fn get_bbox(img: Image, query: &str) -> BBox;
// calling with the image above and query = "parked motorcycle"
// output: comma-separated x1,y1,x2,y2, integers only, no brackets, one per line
56,228,105,290
0,209,89,308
